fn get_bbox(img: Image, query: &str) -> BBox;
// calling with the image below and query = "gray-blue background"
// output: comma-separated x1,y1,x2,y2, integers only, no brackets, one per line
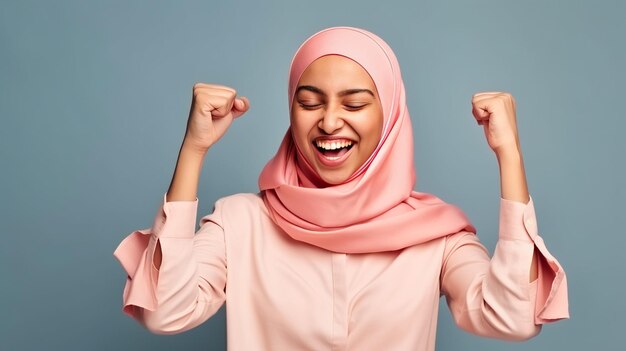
2,0,623,350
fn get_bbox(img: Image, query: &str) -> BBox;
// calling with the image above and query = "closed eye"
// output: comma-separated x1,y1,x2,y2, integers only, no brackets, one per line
344,104,369,111
299,103,323,110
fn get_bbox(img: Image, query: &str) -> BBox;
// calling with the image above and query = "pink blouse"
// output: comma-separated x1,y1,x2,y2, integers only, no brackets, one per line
113,192,569,350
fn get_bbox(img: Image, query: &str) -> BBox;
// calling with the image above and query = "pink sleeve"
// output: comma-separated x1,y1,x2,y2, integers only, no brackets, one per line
112,193,227,334
440,195,569,341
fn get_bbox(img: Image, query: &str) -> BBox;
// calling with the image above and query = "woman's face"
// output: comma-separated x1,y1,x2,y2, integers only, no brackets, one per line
290,55,384,185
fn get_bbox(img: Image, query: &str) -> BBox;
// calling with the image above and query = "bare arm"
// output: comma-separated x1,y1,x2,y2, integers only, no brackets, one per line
167,142,206,202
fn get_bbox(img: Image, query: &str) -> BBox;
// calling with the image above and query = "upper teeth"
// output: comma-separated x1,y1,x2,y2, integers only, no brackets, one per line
316,140,353,150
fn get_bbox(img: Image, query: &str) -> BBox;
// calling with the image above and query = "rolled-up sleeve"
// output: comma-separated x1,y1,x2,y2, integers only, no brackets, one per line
440,195,569,341
112,193,227,334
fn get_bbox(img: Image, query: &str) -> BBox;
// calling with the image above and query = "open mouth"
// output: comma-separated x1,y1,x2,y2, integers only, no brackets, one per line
313,139,355,160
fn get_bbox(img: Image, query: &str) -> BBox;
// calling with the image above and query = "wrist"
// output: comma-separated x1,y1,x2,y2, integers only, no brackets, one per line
181,140,209,157
495,144,522,162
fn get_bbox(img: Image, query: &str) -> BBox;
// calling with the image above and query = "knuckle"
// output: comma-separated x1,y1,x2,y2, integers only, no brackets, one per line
195,92,209,102
212,84,235,94
193,83,205,97
502,93,515,106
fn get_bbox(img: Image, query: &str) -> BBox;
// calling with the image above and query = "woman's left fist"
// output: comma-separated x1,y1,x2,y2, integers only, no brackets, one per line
471,92,520,155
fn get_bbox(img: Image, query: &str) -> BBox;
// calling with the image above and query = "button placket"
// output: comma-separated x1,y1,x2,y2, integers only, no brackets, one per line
331,253,348,351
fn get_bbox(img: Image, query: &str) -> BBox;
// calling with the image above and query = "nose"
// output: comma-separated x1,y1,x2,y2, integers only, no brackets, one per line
318,103,345,134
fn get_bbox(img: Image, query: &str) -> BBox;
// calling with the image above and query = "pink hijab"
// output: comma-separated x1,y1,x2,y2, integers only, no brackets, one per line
258,26,476,253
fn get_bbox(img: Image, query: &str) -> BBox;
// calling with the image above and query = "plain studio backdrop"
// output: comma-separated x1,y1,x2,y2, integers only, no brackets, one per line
1,1,623,350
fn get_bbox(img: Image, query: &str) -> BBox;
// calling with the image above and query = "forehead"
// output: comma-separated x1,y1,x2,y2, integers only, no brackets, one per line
297,55,377,89
288,28,399,133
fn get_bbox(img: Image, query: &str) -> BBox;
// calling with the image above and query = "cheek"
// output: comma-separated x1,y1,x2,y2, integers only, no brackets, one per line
290,112,313,148
357,111,383,145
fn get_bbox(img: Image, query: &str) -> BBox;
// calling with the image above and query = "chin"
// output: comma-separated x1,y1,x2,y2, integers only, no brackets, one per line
314,167,354,185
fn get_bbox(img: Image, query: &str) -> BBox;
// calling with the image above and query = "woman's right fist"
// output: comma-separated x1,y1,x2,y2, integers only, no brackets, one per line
183,83,249,153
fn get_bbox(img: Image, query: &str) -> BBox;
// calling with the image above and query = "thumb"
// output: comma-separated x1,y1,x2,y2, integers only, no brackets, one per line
232,96,250,119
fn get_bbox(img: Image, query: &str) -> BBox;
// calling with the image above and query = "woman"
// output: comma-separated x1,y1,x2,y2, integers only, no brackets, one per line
113,27,569,350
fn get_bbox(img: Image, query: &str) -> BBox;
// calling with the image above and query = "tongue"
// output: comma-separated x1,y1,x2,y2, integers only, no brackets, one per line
323,147,348,157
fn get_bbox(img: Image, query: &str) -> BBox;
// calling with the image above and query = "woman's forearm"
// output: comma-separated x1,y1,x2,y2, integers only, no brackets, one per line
166,141,207,202
496,147,529,204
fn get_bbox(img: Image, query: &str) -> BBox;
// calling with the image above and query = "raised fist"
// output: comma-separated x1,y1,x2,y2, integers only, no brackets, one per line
183,83,249,153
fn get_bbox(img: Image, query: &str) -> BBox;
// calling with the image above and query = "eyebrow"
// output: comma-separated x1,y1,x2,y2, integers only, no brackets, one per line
295,85,376,98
